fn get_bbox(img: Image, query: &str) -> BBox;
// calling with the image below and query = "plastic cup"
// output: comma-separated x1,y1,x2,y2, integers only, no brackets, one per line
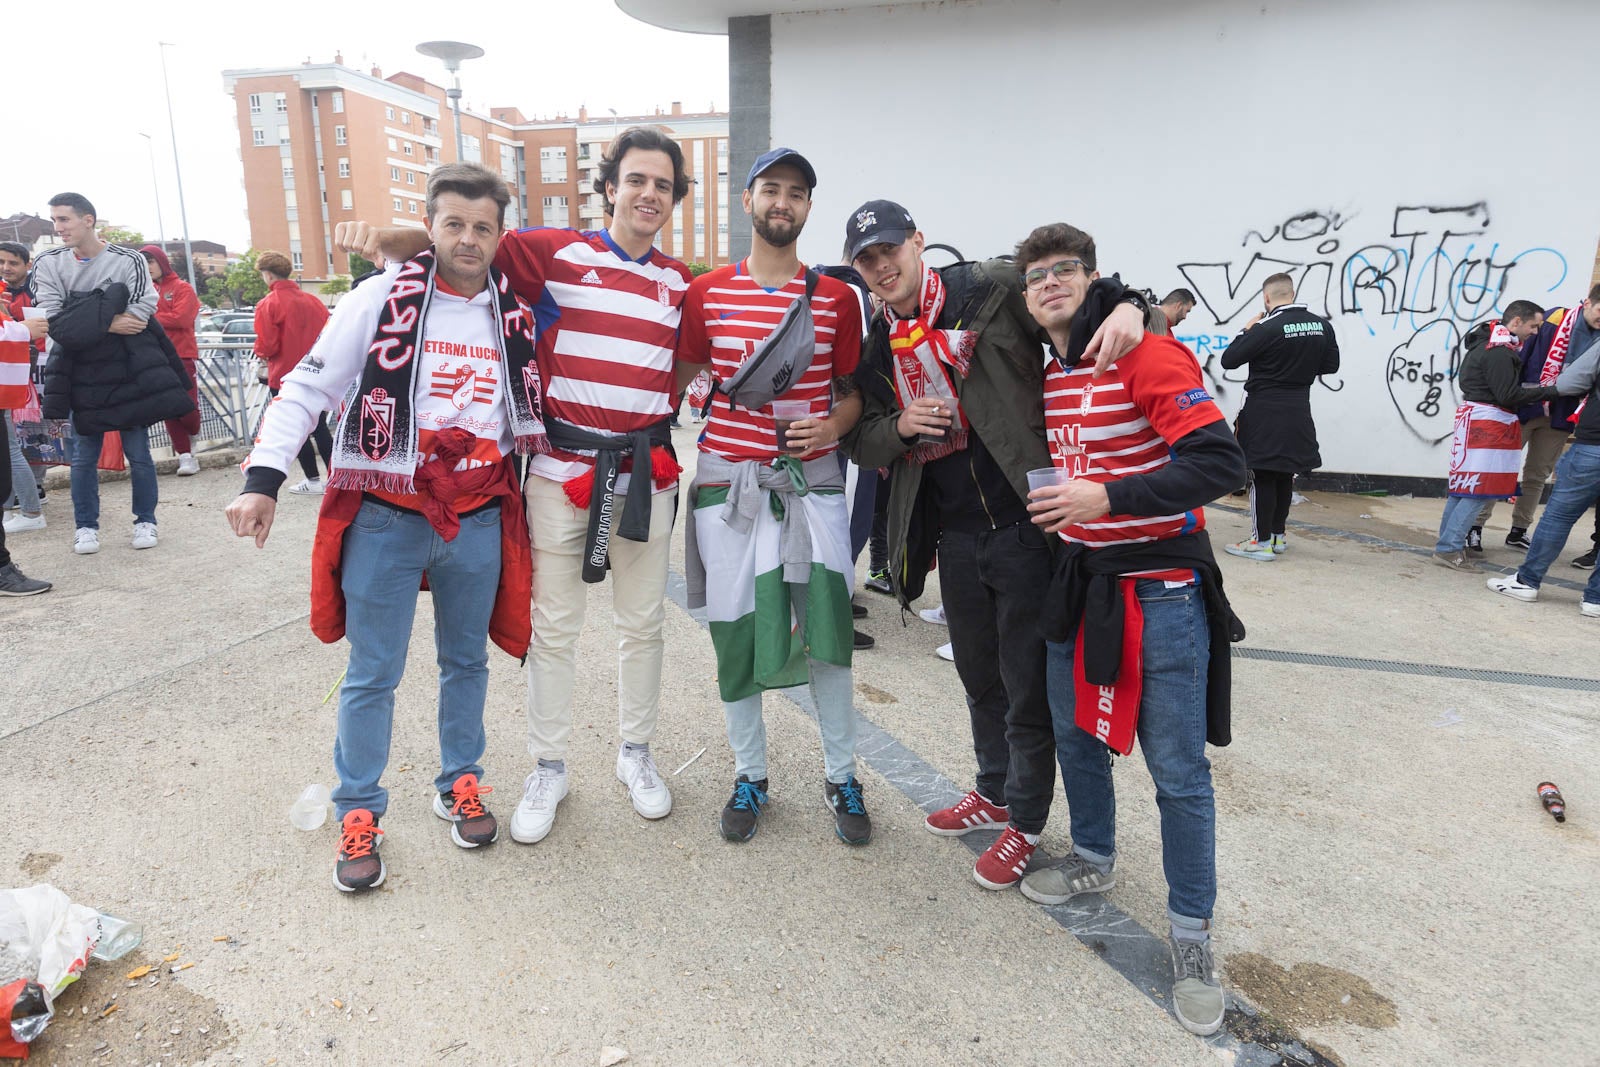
770,399,811,453
21,307,46,321
90,912,144,961
1027,467,1070,494
289,782,331,831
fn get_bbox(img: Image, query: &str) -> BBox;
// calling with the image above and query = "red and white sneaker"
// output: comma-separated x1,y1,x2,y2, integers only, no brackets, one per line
925,789,1009,836
972,826,1037,891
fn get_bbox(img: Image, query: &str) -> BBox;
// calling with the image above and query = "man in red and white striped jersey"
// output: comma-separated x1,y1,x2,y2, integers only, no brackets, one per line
677,148,872,847
1015,222,1246,1038
335,127,692,845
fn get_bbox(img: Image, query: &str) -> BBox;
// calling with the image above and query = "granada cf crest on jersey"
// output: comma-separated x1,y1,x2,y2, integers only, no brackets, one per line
360,388,396,460
430,362,497,412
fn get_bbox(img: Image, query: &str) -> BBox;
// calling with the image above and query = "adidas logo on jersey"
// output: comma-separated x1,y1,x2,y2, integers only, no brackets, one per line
579,269,603,285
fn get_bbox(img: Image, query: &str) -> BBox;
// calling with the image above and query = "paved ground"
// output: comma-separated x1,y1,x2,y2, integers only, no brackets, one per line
3,436,1596,1067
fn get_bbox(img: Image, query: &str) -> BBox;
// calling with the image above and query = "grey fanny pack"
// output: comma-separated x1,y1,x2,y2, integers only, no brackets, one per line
718,268,820,410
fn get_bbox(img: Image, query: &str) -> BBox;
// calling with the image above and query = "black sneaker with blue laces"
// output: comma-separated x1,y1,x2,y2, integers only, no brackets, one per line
720,775,769,842
824,777,871,845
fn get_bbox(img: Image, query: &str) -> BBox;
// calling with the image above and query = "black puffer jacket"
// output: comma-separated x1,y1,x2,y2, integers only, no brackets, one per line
42,282,195,434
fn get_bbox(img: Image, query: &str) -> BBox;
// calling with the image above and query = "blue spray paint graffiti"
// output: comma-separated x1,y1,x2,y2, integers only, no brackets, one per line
1172,203,1569,443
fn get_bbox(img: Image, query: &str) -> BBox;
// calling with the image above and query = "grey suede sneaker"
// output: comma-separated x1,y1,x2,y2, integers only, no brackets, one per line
1168,934,1226,1036
1020,852,1116,905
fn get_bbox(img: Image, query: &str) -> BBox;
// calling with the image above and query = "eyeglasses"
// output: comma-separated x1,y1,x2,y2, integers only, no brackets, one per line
1023,259,1089,291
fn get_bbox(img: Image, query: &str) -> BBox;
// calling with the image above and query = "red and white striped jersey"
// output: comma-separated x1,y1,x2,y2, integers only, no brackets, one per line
677,261,862,462
1043,334,1225,556
494,228,690,488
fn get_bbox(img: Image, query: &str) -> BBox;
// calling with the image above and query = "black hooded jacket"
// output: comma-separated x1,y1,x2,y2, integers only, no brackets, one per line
42,282,195,434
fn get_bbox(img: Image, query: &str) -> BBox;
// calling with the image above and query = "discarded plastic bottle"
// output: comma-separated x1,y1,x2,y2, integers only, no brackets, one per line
90,912,144,961
1538,781,1566,823
290,783,331,831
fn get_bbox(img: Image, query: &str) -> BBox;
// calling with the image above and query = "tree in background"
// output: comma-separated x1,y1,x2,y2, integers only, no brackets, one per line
100,225,146,247
221,249,270,308
687,262,713,277
347,252,378,279
320,275,352,301
202,276,232,308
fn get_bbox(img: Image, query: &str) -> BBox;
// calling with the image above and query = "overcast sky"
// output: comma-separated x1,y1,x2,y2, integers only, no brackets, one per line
13,1,728,251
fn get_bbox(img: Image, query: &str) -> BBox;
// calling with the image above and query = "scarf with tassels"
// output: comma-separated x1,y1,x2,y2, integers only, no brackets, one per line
1539,304,1580,386
885,265,976,465
327,249,547,493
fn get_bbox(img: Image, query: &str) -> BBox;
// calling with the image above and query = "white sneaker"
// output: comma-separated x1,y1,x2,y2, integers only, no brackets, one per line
616,746,672,819
919,603,947,626
936,642,955,662
509,765,568,844
289,478,325,495
131,522,159,550
176,453,200,476
74,527,100,555
1580,601,1600,619
1486,574,1538,602
2,512,45,534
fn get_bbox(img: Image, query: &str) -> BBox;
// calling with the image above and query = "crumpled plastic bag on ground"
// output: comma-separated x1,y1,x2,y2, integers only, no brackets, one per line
0,884,104,1053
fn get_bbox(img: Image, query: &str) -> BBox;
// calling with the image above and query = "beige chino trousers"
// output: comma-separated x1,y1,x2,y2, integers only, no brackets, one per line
524,473,677,761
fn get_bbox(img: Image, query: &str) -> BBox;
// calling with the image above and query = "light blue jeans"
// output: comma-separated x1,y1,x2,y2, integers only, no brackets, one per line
3,413,41,515
1435,494,1488,554
332,500,502,818
1516,443,1600,606
1049,579,1216,925
723,581,858,785
72,427,157,529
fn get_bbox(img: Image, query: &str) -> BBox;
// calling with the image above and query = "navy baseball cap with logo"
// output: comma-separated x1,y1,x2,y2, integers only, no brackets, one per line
844,200,916,263
746,147,817,191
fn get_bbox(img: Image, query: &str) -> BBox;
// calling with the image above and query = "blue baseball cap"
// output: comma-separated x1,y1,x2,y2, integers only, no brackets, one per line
746,147,817,191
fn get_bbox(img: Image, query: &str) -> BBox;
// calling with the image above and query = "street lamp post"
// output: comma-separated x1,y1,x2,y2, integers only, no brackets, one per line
157,42,197,289
138,132,167,248
416,41,485,163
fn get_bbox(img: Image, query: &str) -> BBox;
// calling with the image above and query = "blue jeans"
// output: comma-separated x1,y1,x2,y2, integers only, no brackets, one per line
1048,579,1215,925
72,427,157,529
332,500,502,818
1516,443,1600,606
1435,494,1485,554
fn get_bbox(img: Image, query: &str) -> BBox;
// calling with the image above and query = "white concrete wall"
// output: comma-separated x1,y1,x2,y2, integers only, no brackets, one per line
768,0,1600,479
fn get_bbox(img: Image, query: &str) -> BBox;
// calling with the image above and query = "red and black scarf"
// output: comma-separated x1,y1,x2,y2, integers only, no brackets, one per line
328,250,547,494
884,265,976,465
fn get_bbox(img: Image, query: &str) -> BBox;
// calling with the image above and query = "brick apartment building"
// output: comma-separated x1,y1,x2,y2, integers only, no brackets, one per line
222,57,730,283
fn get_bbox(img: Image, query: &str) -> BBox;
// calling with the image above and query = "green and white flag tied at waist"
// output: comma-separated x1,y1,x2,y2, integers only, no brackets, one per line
686,453,854,701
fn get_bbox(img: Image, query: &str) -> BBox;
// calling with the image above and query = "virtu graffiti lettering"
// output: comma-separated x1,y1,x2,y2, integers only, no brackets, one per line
1173,203,1568,443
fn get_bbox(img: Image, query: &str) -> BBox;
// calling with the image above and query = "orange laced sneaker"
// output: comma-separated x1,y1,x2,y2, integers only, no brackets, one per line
334,809,386,893
433,773,499,848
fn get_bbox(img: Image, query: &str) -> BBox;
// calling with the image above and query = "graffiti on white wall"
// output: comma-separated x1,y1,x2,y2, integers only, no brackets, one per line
1173,203,1570,444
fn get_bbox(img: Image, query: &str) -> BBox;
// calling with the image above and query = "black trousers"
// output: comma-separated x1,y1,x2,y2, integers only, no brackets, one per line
938,522,1056,834
270,387,333,480
1249,469,1295,541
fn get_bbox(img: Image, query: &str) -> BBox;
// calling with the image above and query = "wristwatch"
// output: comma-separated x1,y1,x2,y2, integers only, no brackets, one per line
1117,286,1152,316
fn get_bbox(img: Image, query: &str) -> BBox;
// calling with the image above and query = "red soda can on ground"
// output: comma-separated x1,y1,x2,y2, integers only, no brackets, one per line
1538,782,1566,822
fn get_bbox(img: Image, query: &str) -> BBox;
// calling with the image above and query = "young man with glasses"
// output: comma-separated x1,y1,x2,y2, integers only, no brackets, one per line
842,201,1149,890
1017,222,1246,1037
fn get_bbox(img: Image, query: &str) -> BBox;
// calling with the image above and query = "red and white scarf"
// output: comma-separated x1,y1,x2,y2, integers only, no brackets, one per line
1539,304,1582,386
885,265,976,465
1447,401,1521,499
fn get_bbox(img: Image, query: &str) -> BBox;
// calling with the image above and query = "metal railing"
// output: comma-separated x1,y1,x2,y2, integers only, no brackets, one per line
145,341,272,455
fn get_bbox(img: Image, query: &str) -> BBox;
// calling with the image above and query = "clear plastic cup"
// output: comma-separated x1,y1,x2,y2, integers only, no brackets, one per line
1027,467,1070,494
289,783,331,831
770,399,812,453
90,912,143,961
